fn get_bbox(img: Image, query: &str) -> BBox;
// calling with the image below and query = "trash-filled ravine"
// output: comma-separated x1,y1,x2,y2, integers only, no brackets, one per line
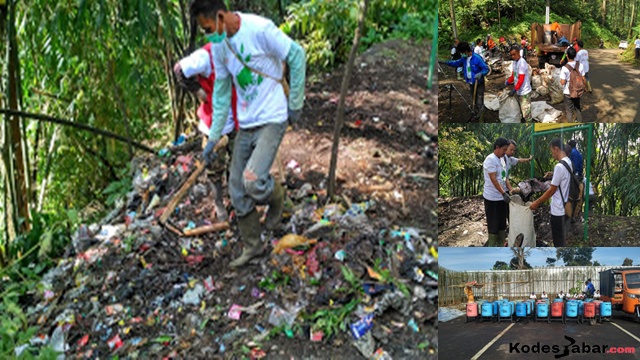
18,139,438,360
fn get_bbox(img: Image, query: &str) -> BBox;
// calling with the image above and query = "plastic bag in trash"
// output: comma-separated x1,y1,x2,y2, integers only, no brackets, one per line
499,93,522,123
508,195,536,247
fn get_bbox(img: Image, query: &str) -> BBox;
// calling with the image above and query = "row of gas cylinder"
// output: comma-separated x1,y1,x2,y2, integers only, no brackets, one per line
466,298,613,324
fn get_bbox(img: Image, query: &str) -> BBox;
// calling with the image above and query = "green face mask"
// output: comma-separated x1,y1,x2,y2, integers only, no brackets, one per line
462,53,468,58
206,17,227,44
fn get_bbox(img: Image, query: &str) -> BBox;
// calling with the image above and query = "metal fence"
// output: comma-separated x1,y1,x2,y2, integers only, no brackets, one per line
439,266,637,306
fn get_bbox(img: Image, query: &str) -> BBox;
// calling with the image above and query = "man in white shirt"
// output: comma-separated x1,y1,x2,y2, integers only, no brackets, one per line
575,40,592,93
541,291,548,299
593,290,601,299
558,291,565,299
502,140,533,194
474,39,485,56
583,177,596,213
530,138,572,246
635,35,640,60
559,47,585,122
451,38,463,80
530,292,537,299
483,138,511,246
192,0,306,268
505,48,533,122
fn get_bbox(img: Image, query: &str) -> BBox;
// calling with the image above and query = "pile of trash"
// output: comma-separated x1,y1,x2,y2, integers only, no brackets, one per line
20,139,438,359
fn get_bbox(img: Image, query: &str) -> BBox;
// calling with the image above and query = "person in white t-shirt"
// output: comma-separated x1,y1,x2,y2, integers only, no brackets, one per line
530,292,537,299
635,35,640,60
593,290,601,299
174,44,239,222
451,38,463,80
575,40,592,93
541,291,548,299
192,0,306,268
483,138,511,246
559,47,585,122
505,48,532,122
558,291,565,299
502,139,533,195
530,138,572,247
474,39,485,56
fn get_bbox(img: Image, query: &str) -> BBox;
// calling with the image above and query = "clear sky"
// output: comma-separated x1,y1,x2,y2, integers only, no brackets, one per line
439,247,640,271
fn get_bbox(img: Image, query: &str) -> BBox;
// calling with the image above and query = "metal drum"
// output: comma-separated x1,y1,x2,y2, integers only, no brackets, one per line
516,302,528,317
584,302,596,318
537,303,549,318
466,302,479,322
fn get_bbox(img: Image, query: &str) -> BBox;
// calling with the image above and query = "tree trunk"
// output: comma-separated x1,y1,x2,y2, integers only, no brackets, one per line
449,0,458,39
602,0,607,27
6,0,30,234
629,0,636,39
327,0,369,199
37,126,59,212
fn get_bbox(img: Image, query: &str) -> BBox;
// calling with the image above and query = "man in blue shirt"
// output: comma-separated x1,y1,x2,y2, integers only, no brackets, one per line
568,140,583,179
440,42,490,121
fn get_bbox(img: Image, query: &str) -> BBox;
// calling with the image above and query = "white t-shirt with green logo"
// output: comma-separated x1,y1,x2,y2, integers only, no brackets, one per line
484,153,506,201
212,12,292,129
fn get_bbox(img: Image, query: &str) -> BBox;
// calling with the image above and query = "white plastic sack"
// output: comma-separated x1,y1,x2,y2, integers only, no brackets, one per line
537,85,549,96
531,101,563,123
531,75,543,89
499,92,522,123
484,93,500,111
502,60,513,78
548,81,564,104
508,196,536,247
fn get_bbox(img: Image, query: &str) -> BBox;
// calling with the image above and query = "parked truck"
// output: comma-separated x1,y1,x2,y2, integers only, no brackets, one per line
531,21,582,69
599,267,640,322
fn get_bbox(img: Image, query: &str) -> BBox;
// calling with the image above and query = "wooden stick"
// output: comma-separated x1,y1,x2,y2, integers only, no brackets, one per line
159,135,229,224
183,222,230,236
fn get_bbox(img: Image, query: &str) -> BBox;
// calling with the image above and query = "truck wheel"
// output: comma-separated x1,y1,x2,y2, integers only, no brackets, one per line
538,57,546,70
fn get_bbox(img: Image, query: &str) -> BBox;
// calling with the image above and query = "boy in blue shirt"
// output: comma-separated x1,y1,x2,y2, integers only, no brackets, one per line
440,42,490,121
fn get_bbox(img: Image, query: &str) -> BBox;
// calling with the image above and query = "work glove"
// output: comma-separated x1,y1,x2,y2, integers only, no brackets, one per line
502,192,511,203
474,73,483,81
203,140,218,165
508,89,517,97
288,108,302,124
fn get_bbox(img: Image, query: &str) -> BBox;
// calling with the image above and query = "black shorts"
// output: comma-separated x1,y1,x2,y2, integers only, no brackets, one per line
550,214,568,247
484,198,508,234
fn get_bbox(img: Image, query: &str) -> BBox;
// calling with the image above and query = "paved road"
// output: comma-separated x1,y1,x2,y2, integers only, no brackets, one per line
440,311,640,359
588,49,640,122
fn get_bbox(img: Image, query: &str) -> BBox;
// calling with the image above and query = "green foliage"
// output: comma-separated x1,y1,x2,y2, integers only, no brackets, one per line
102,167,132,207
622,257,634,266
556,247,596,266
285,0,436,69
492,260,510,270
0,265,58,359
308,297,359,339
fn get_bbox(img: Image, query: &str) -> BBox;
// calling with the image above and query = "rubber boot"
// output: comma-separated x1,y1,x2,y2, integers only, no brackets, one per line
229,209,263,268
457,72,462,80
212,181,228,222
498,230,507,247
487,234,499,247
587,80,593,93
265,182,285,231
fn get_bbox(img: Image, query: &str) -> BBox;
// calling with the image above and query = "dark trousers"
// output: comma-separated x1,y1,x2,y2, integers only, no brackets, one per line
635,48,640,60
484,198,507,234
469,80,485,116
564,95,582,122
550,215,568,247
